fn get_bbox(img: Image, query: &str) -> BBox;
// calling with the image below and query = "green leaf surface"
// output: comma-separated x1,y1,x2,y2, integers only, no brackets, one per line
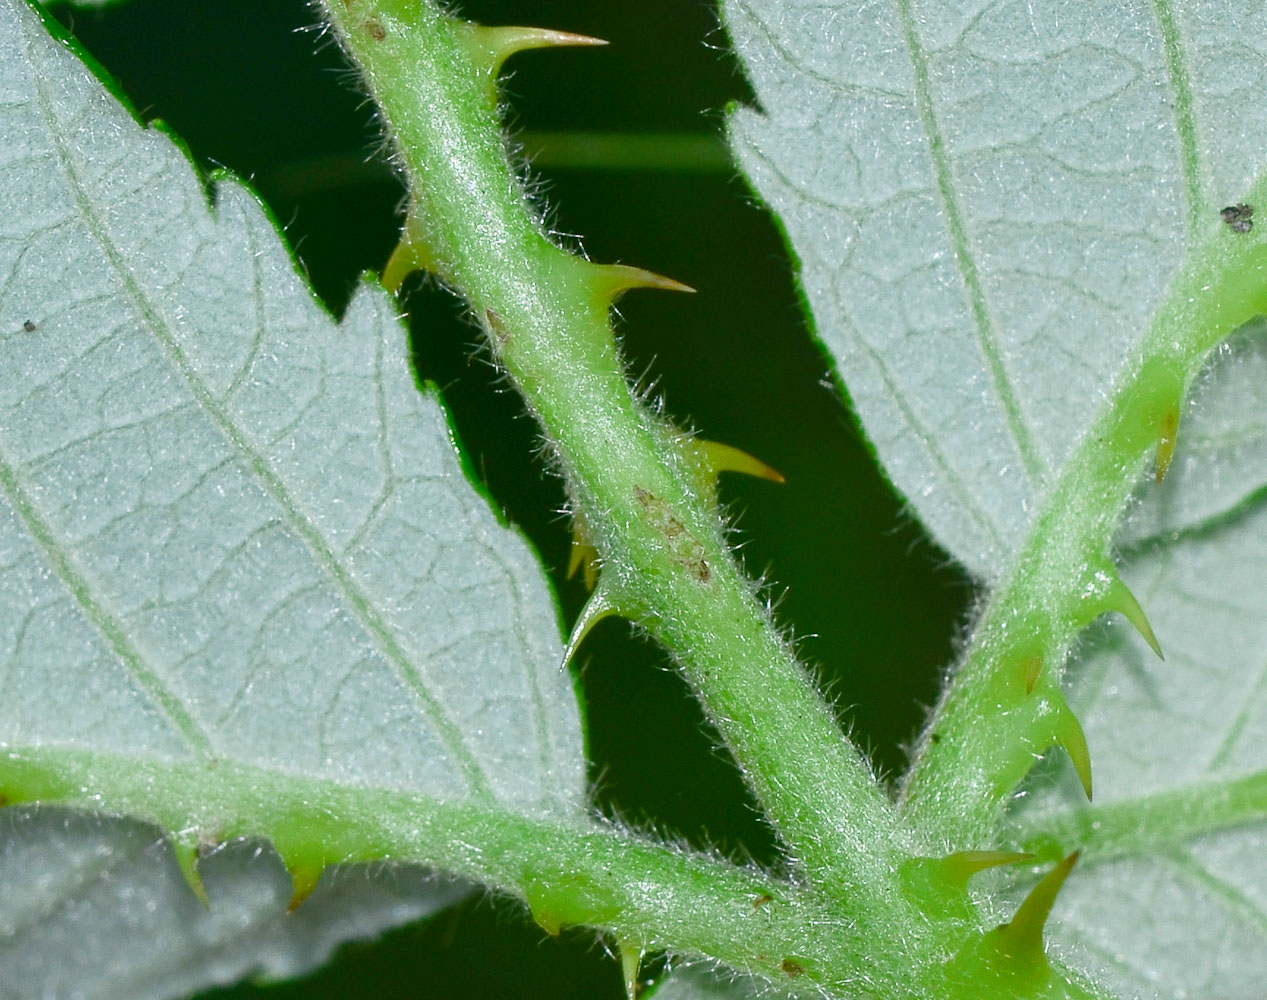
723,0,1267,579
1008,494,1267,998
0,0,583,991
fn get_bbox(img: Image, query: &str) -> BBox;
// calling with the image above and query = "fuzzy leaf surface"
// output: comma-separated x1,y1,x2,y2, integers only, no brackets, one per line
1007,492,1267,999
724,0,1267,995
647,967,777,1000
0,2,584,993
724,0,1267,578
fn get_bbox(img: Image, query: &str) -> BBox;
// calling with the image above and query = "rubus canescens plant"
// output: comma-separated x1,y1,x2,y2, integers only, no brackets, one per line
3,0,1267,998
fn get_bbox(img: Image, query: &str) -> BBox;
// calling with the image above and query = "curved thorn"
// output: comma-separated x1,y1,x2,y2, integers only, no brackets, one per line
562,585,619,668
590,263,695,303
381,234,434,293
1105,574,1164,660
172,835,209,908
288,865,322,912
1052,701,1093,801
619,939,643,1000
530,904,562,937
993,851,1081,962
938,850,1034,888
694,439,785,484
464,25,607,82
456,25,607,107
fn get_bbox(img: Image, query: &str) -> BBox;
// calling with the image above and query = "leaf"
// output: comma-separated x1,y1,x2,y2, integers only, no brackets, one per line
646,965,782,1000
0,806,468,997
0,1,584,992
1119,320,1267,546
1006,494,1267,999
723,0,1267,579
722,0,1267,994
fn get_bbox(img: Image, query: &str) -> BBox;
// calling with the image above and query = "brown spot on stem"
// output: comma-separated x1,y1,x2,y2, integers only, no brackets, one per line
780,959,804,977
364,18,386,41
632,486,711,582
752,893,773,909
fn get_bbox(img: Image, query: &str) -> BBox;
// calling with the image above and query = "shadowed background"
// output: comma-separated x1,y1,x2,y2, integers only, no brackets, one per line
49,0,970,995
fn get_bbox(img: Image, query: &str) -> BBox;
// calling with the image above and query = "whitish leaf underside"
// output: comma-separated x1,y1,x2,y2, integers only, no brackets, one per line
0,1,584,993
724,0,1267,578
724,1,1267,997
1010,501,1267,998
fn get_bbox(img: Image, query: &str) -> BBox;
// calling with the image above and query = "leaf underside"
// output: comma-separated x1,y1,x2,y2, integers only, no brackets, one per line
716,0,1267,997
0,1,585,993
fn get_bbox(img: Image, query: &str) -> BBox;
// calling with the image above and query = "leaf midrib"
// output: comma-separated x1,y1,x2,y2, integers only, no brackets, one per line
1016,768,1267,862
892,0,1047,493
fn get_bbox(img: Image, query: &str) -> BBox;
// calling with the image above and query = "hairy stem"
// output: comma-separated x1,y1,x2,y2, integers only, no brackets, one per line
0,746,883,997
902,178,1267,845
318,0,908,895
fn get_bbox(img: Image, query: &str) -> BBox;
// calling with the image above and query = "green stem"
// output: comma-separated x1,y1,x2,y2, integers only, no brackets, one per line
1018,770,1267,864
317,0,906,895
902,180,1267,845
0,746,907,999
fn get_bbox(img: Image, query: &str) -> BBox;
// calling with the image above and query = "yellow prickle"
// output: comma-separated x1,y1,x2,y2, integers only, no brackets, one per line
172,835,209,908
989,852,1081,965
288,865,323,912
459,25,608,102
692,439,785,485
589,263,696,304
381,227,437,293
1052,700,1093,801
937,850,1035,889
562,585,619,668
1104,573,1164,660
619,939,643,1000
530,905,562,937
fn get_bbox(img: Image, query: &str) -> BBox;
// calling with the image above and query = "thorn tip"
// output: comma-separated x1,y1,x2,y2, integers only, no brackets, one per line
592,263,695,301
1107,575,1164,660
993,851,1081,962
694,439,785,484
562,586,618,668
939,850,1035,887
1053,702,1093,801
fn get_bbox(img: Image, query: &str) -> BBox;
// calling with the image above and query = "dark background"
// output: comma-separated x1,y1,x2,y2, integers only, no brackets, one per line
49,1,971,995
